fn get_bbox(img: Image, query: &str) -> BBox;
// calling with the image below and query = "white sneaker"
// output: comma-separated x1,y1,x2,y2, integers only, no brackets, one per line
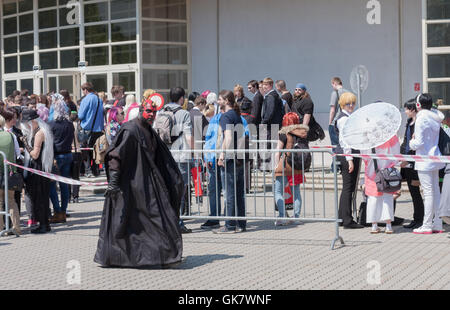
413,226,433,235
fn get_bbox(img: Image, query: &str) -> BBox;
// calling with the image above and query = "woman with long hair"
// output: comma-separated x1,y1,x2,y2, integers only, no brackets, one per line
48,98,75,224
273,112,308,226
215,90,247,234
21,109,54,233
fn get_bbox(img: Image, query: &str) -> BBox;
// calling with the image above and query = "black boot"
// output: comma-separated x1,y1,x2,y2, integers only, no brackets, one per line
31,225,51,234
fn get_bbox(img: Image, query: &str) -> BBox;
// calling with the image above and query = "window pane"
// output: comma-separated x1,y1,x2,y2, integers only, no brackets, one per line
113,72,135,92
38,0,56,9
3,1,17,16
60,28,79,47
111,21,136,42
40,51,58,69
48,77,57,93
429,82,450,105
87,74,107,93
427,23,450,47
4,37,18,54
142,21,187,42
19,34,34,52
85,24,108,44
143,69,187,90
21,79,33,93
59,76,73,94
19,0,33,12
5,56,18,74
427,0,450,20
142,0,186,20
39,10,57,29
85,46,109,66
84,2,109,23
60,49,80,68
4,17,17,35
39,31,57,49
143,44,187,64
5,81,18,97
111,0,136,20
19,14,34,32
20,54,34,72
112,44,137,64
428,54,450,78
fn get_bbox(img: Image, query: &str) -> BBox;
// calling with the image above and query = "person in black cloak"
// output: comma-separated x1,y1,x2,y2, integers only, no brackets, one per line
94,94,185,268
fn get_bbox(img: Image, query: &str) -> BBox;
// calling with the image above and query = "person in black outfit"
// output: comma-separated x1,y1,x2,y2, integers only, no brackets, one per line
292,83,321,142
21,109,54,234
276,80,294,114
400,99,424,229
334,92,364,229
94,98,184,268
261,78,284,171
247,80,264,127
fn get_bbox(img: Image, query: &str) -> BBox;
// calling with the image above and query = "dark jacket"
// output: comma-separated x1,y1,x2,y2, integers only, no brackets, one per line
400,118,416,155
251,91,264,126
94,118,184,268
261,90,284,127
49,119,75,155
107,96,126,108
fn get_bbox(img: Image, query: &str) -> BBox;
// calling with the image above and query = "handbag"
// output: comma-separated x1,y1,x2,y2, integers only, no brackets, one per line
1,172,24,191
373,148,402,193
307,120,325,142
77,96,101,144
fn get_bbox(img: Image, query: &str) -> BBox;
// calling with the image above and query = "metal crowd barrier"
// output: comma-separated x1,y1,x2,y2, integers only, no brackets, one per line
0,151,14,237
171,148,345,250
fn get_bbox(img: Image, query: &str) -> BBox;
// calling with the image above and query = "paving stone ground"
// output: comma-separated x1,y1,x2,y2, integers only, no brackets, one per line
0,190,449,290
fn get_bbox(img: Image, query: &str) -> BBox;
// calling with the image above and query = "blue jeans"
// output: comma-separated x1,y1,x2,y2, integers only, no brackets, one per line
274,176,302,218
178,162,190,227
207,163,223,224
50,153,73,213
328,124,339,147
221,160,246,229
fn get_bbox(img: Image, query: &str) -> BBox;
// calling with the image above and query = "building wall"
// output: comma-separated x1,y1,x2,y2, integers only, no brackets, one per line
191,0,423,127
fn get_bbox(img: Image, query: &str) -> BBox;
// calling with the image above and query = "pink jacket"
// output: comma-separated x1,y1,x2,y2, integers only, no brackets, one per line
363,136,400,197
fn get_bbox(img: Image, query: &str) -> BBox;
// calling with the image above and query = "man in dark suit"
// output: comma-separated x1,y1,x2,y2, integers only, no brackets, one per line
247,80,264,126
260,77,284,170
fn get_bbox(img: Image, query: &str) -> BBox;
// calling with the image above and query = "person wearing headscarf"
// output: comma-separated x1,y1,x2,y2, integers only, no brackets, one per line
48,98,75,224
21,109,54,234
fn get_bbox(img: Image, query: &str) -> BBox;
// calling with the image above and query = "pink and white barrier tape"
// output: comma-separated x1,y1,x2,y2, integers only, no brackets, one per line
336,153,450,164
5,160,108,186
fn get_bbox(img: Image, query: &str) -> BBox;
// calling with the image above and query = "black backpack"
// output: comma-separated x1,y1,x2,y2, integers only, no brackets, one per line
286,134,312,171
439,127,450,156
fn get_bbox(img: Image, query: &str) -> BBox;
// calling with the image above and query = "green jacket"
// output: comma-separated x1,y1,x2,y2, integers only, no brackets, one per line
0,131,16,174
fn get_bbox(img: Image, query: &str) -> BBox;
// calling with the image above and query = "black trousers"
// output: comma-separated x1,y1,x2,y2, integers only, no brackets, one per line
401,167,424,223
338,156,361,226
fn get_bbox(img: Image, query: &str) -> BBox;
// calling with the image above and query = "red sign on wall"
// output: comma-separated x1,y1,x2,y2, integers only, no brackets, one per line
414,83,421,92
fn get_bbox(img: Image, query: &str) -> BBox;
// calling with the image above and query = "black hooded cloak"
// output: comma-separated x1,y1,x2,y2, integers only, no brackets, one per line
94,118,184,268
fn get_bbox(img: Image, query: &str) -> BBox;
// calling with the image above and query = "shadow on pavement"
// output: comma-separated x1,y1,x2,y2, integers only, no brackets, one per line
178,254,244,269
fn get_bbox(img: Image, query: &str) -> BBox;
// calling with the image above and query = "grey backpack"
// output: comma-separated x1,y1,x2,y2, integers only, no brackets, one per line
372,149,402,193
153,106,182,145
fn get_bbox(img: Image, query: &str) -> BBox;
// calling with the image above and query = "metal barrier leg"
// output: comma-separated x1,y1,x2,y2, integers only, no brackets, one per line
331,155,344,250
0,151,16,237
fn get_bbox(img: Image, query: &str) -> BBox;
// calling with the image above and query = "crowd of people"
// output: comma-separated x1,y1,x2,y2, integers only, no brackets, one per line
0,76,449,241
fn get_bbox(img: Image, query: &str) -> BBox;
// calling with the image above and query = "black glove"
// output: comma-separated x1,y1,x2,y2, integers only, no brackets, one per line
105,169,121,198
21,136,33,153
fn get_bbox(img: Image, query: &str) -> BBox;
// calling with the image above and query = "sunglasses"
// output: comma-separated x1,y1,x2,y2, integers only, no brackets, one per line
295,89,303,92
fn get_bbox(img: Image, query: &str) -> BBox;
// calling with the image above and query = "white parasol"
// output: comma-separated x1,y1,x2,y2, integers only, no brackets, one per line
341,102,401,150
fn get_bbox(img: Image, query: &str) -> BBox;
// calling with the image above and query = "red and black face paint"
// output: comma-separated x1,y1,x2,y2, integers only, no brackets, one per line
141,99,158,120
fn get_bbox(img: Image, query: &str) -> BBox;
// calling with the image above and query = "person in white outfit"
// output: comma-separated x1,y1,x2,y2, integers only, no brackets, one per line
409,93,446,234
